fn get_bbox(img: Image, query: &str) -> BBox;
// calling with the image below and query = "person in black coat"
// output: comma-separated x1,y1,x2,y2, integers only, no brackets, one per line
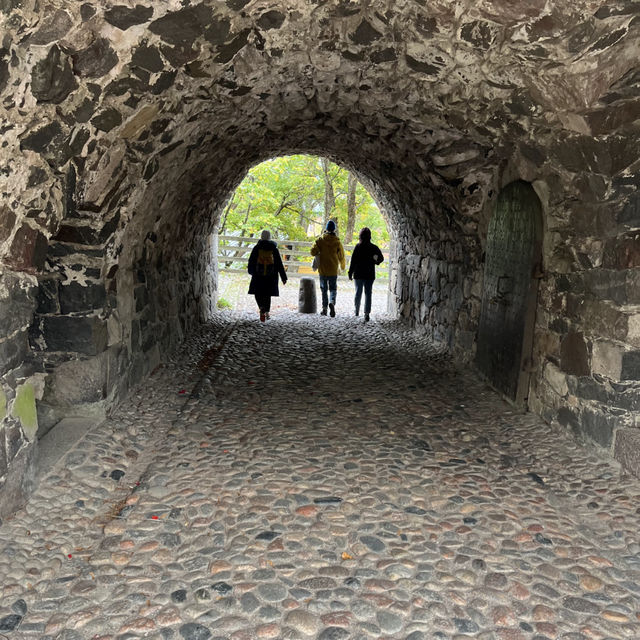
348,227,384,322
247,230,287,321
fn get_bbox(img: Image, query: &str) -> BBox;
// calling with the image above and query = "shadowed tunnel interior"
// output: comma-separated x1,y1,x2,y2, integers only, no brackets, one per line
0,0,639,517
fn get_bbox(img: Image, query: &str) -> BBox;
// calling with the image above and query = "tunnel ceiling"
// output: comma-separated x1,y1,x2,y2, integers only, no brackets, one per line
1,0,639,268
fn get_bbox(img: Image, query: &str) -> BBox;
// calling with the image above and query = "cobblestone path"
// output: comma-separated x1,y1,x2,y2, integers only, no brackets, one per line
1,313,640,639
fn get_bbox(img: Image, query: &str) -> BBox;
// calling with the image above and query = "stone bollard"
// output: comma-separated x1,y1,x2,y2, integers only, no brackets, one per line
298,277,317,313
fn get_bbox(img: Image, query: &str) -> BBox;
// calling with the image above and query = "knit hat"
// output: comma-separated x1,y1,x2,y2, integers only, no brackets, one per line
325,220,336,232
260,229,271,241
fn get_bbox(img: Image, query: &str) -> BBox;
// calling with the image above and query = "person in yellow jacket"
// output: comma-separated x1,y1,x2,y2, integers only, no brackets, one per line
310,220,346,317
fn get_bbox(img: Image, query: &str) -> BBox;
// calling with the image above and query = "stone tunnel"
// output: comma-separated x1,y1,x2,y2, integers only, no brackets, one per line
2,2,640,637
1,1,640,521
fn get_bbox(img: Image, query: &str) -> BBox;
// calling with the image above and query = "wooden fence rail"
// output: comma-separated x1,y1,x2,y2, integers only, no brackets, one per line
217,234,390,281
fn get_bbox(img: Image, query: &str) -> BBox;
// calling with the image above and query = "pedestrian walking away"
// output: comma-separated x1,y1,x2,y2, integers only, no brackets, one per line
247,230,288,321
348,226,384,322
310,219,346,317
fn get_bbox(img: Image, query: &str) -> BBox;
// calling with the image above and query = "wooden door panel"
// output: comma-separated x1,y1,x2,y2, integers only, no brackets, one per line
476,181,542,404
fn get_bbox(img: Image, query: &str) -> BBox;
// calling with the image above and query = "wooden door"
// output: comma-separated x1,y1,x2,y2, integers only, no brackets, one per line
476,181,543,405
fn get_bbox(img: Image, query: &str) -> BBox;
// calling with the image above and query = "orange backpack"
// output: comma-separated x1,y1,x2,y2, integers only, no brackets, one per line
257,248,275,275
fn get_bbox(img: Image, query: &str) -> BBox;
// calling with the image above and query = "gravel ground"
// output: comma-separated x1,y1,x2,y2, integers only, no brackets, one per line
218,272,391,318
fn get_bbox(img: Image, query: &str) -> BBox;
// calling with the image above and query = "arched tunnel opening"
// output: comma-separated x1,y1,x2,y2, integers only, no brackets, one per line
211,153,395,318
1,2,640,635
27,121,485,442
31,137,477,431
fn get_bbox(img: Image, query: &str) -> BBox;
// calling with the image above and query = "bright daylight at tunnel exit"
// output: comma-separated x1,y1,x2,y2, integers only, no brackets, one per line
0,1,639,638
215,154,391,319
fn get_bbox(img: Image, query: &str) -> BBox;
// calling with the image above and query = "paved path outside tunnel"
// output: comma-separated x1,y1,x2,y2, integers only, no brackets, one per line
217,272,390,318
1,313,640,640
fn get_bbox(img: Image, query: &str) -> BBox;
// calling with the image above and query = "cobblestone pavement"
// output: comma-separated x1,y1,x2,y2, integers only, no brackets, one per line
1,312,640,640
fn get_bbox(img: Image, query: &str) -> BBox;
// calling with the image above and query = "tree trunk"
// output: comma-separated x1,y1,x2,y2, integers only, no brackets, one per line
219,193,236,235
225,203,252,267
321,158,335,225
345,171,357,244
273,197,288,217
239,202,252,239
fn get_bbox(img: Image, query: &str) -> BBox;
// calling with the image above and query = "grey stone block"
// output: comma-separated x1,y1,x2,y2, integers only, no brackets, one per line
53,212,120,245
38,315,108,355
59,281,106,314
619,193,640,227
36,417,97,481
592,340,625,380
0,444,36,520
621,351,640,380
581,407,617,448
614,428,640,479
0,330,29,376
134,284,149,312
46,351,108,405
298,277,317,314
0,273,36,336
0,422,6,478
29,9,72,45
36,346,120,436
104,4,153,30
557,406,581,434
36,278,60,314
560,332,590,376
31,44,77,103
573,377,609,403
72,37,118,78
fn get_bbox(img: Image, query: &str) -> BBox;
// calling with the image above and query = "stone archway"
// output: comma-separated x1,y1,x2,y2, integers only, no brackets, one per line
476,180,543,406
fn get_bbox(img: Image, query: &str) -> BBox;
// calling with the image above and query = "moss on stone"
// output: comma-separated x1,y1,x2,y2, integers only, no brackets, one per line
0,387,6,421
11,383,38,441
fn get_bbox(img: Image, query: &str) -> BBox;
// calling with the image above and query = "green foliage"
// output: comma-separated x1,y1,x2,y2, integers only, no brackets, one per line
12,383,37,441
216,297,232,309
350,181,389,246
220,155,388,246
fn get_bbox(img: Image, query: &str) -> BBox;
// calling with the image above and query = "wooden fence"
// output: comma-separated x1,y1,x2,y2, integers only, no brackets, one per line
217,235,390,281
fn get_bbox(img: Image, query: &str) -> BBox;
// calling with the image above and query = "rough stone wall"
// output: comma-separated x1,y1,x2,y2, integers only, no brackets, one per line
527,173,640,456
0,0,639,514
388,172,487,351
0,272,40,516
29,232,117,434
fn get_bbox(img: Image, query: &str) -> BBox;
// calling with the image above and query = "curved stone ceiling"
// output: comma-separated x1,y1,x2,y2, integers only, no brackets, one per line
3,0,638,261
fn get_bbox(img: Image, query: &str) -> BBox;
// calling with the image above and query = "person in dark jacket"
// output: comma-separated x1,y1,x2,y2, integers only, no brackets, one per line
348,227,384,322
247,230,287,321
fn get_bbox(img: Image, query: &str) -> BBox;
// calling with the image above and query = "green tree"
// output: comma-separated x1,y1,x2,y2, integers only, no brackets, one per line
218,155,388,268
220,156,320,240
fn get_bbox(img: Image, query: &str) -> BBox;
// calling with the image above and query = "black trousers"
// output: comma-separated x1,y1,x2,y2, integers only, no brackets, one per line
255,293,271,312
